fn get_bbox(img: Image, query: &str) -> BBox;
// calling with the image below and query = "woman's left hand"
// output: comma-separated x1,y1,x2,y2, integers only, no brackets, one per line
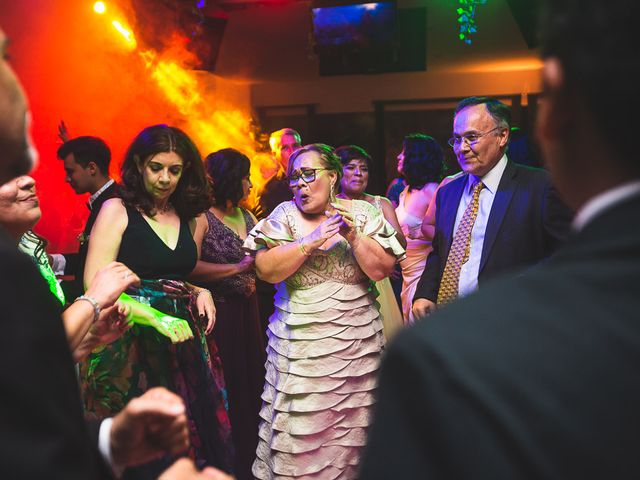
195,289,216,335
331,203,358,243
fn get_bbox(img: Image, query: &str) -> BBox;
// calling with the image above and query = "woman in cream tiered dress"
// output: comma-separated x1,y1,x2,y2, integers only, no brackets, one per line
244,144,404,480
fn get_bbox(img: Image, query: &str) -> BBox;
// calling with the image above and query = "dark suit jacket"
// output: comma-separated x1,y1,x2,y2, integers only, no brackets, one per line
414,160,572,303
63,182,117,298
0,228,109,478
360,193,640,479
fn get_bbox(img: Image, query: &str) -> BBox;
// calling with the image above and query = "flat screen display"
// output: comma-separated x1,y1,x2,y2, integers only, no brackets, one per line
312,2,396,50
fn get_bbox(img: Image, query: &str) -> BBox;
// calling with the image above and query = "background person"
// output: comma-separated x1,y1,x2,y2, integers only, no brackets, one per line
52,135,117,300
412,97,572,319
395,133,443,323
190,148,265,480
336,144,406,341
0,174,138,361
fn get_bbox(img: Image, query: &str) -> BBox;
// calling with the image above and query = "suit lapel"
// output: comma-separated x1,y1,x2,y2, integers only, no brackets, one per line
440,175,467,253
84,183,117,235
480,161,517,273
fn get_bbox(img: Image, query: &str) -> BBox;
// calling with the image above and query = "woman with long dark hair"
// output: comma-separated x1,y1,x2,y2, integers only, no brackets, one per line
190,148,265,480
395,133,444,323
80,125,233,478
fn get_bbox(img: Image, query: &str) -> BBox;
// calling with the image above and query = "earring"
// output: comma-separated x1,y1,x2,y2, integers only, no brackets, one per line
329,182,336,203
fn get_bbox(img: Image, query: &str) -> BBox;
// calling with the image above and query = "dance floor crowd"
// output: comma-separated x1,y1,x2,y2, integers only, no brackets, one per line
2,1,640,478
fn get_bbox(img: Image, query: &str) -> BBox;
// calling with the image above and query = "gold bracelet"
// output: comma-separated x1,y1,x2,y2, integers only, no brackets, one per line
298,239,311,256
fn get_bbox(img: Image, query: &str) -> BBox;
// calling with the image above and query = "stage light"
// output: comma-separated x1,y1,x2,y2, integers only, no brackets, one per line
93,2,106,14
112,20,137,49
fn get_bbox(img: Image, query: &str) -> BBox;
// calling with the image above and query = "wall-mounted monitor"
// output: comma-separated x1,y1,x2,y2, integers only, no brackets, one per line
311,0,426,75
312,2,396,51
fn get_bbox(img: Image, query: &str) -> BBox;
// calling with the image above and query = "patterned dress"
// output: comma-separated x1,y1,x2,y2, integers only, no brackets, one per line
244,200,405,480
80,206,233,478
200,208,266,480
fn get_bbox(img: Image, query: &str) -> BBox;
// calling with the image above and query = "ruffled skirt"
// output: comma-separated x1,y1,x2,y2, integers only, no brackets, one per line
252,281,385,480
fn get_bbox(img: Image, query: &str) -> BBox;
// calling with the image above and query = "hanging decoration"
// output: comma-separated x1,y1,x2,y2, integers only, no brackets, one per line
457,0,487,44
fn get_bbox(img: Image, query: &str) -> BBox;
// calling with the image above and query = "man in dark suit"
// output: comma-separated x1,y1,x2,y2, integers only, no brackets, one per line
254,127,301,219
360,0,640,478
254,128,302,341
412,96,571,319
0,26,227,479
52,136,117,299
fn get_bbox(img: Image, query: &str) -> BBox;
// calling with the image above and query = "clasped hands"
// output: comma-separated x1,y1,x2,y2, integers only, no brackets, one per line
301,202,359,253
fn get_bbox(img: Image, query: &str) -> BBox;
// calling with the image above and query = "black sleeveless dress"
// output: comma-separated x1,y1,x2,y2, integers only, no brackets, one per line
79,206,234,478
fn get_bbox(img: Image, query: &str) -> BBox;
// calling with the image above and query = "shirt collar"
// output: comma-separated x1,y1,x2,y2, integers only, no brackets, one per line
572,180,640,231
467,154,508,194
89,179,114,208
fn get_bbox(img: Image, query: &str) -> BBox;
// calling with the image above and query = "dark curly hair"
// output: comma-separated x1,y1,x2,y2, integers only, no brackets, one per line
206,148,251,207
287,143,343,194
401,133,444,191
335,145,373,170
119,125,211,219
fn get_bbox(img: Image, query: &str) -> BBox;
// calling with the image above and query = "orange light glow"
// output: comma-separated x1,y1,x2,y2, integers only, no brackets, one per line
111,20,137,49
93,2,106,14
94,1,269,209
451,57,543,74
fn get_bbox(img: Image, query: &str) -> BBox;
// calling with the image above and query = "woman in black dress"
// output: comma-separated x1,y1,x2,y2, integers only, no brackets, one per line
81,125,233,478
190,148,265,480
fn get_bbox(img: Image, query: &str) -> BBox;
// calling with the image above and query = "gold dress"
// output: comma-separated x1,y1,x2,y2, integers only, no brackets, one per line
244,200,405,480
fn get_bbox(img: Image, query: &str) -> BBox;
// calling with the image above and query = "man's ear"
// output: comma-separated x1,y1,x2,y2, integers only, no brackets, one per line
537,57,574,141
87,161,98,176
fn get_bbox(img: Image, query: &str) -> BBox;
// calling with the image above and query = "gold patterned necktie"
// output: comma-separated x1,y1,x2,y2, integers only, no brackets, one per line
437,180,485,305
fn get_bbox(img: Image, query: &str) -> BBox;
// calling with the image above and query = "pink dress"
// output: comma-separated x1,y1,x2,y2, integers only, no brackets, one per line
244,200,405,480
396,188,433,324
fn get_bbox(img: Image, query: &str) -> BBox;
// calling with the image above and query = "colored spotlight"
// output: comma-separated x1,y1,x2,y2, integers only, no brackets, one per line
93,2,106,14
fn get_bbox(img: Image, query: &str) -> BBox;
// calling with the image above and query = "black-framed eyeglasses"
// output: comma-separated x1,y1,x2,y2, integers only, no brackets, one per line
288,168,329,186
447,126,502,148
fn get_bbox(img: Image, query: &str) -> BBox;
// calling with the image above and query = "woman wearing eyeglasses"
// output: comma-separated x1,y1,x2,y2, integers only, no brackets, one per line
244,144,404,480
395,133,444,324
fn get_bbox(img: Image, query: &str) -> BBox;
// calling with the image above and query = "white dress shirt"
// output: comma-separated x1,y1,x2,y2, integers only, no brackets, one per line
453,154,508,298
572,180,640,232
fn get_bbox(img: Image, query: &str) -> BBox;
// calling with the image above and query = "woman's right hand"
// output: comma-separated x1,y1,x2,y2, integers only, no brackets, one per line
302,214,343,252
152,315,194,344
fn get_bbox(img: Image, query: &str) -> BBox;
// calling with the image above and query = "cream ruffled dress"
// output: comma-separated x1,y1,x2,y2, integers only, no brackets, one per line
244,200,405,480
